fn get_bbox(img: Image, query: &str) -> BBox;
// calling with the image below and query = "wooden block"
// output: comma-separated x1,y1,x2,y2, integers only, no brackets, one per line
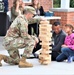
39,59,46,65
41,45,49,48
40,28,52,32
39,37,50,41
42,45,50,48
42,60,50,65
39,59,41,63
41,42,52,45
41,45,51,50
39,55,51,61
39,25,52,28
39,54,50,58
41,42,51,46
39,56,51,65
39,31,52,35
40,51,52,55
39,60,51,65
49,47,52,49
39,24,52,27
41,48,50,51
39,35,52,41
41,47,52,50
39,35,52,39
40,41,52,45
39,25,52,29
39,24,49,27
41,41,49,43
39,34,52,38
40,21,49,24
39,33,52,37
40,42,51,46
39,28,52,32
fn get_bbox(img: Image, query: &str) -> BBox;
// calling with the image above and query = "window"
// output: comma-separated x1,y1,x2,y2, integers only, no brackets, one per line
53,0,61,8
23,0,32,3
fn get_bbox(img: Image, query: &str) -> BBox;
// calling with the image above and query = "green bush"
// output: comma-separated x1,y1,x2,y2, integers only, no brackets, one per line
53,0,74,8
70,0,74,8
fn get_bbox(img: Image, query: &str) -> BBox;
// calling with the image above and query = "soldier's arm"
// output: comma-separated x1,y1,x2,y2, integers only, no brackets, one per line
19,16,37,40
28,18,40,24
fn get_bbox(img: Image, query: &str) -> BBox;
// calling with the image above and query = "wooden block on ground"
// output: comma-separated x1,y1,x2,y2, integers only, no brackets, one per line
39,56,51,65
39,54,51,59
42,60,51,65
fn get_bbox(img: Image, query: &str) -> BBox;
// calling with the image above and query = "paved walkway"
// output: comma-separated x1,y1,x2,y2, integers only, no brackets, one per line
0,37,74,75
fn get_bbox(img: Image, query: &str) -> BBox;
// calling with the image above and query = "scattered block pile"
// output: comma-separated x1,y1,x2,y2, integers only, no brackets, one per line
39,20,52,65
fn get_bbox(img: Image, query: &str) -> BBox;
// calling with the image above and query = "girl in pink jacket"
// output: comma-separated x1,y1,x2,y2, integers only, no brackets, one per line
56,24,74,63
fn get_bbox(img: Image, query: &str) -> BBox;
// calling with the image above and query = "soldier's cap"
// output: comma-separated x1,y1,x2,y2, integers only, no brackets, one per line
24,6,36,15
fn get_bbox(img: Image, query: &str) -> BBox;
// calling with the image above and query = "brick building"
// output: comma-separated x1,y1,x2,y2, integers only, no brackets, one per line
8,0,74,29
8,0,52,12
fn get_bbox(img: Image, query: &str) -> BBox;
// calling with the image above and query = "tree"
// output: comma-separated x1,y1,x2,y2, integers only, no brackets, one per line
70,0,74,7
53,0,61,8
53,0,74,8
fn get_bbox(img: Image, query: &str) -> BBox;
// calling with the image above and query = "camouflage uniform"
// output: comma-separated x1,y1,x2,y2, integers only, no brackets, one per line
3,15,38,65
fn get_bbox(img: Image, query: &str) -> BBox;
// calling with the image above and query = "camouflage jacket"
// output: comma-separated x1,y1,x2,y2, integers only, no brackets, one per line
4,15,39,41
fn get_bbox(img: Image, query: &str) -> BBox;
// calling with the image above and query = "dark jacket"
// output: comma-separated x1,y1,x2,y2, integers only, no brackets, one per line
38,6,45,16
29,5,45,16
52,30,66,52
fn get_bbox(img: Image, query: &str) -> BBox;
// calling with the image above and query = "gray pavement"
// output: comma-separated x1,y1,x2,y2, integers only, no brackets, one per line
0,37,74,75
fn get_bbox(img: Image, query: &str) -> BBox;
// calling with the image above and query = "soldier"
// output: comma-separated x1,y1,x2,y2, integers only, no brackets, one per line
0,6,39,68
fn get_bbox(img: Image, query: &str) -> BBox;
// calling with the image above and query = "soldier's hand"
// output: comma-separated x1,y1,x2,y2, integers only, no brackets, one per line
35,37,39,43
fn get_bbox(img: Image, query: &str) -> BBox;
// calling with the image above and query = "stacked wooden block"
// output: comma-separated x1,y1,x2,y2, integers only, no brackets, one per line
39,20,52,65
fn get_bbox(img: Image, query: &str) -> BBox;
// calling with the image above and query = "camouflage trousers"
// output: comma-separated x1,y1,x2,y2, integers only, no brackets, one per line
3,37,35,65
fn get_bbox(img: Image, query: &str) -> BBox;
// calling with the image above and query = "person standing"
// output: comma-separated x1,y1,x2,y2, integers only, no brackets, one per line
28,0,45,36
11,0,25,22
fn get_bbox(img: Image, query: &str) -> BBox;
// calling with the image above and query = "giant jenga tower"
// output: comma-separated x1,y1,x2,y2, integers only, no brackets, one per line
39,20,52,65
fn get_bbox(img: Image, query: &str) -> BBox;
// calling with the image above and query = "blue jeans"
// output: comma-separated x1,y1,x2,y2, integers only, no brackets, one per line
56,47,74,62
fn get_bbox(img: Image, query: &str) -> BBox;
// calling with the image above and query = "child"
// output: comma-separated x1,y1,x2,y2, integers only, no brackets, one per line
56,24,74,63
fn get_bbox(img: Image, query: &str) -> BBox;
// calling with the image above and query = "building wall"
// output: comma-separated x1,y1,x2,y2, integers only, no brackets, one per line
8,0,52,12
8,0,74,29
50,11,74,30
39,0,52,11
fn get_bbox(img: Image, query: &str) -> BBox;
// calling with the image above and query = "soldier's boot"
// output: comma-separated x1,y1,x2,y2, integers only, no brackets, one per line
0,54,9,66
18,57,33,68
